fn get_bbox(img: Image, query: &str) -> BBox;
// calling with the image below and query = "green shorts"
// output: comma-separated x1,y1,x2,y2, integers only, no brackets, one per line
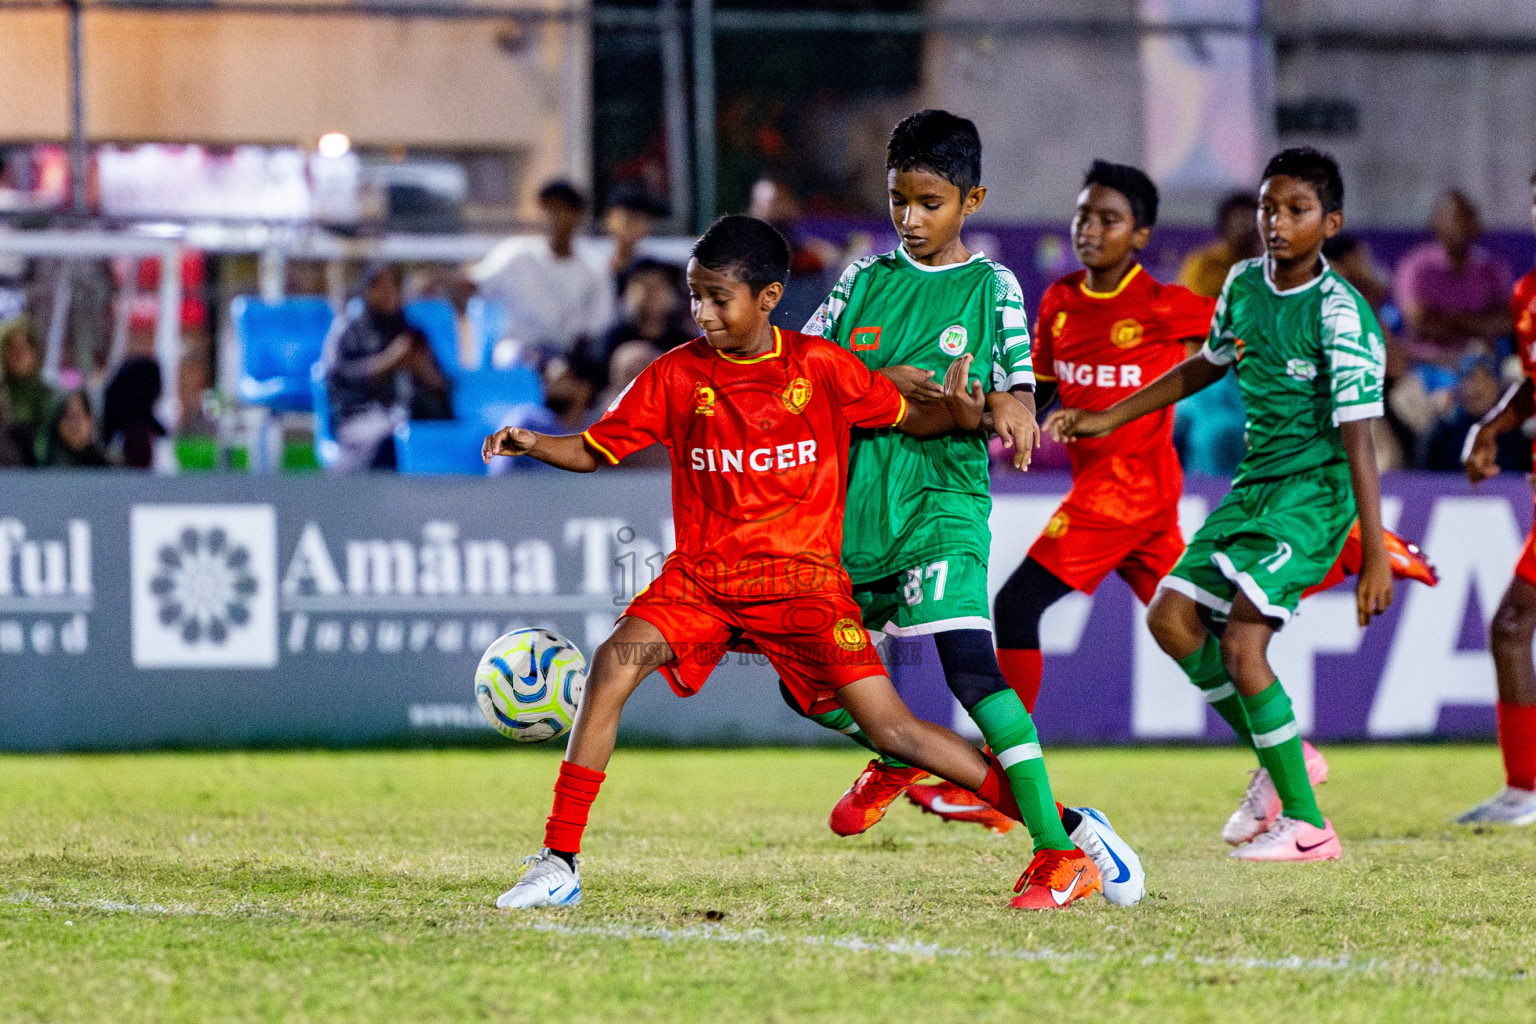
1161,466,1354,627
854,553,991,637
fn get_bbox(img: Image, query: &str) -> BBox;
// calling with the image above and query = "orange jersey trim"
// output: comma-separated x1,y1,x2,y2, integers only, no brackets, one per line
717,326,784,365
581,430,621,465
1078,263,1143,300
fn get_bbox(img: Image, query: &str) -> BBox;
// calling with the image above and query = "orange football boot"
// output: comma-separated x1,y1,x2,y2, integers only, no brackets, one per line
1009,847,1103,910
828,760,930,836
1303,521,1439,598
906,780,1016,834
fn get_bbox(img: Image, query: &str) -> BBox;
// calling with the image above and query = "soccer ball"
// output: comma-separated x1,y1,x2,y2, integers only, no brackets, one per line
474,627,587,743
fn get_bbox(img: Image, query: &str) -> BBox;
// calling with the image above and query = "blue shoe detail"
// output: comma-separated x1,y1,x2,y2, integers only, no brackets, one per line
1078,807,1130,884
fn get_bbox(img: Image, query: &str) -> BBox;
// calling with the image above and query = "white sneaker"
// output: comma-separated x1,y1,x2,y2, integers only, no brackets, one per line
496,849,581,909
1069,807,1145,906
1222,741,1330,845
1456,786,1536,826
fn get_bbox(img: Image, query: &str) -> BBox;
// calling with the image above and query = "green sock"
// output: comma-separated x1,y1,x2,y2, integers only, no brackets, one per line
1177,635,1254,749
1241,681,1324,828
806,706,910,769
971,690,1073,852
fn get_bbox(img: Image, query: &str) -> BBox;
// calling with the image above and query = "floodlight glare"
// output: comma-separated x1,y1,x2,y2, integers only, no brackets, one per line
317,133,351,159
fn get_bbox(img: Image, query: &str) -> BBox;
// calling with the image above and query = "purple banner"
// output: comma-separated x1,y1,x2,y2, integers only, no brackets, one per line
891,471,1534,745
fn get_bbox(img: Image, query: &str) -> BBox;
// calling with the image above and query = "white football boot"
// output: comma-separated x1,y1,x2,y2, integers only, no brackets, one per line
1455,786,1536,826
1222,741,1330,845
497,849,581,909
1069,807,1146,906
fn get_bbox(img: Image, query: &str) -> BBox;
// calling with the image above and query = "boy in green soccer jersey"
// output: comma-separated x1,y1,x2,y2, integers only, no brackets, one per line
795,109,1145,908
1052,147,1394,861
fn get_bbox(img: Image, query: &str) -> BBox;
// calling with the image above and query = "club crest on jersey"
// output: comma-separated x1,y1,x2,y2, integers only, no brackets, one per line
832,616,868,652
1110,318,1144,349
1043,511,1070,539
1286,358,1318,381
692,383,717,416
781,377,813,414
938,324,968,356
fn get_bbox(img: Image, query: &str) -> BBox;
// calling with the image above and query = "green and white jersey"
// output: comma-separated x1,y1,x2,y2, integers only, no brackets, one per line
803,246,1033,583
1202,256,1385,487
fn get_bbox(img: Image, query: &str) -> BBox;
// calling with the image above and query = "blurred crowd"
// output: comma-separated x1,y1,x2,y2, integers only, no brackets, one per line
0,174,1530,476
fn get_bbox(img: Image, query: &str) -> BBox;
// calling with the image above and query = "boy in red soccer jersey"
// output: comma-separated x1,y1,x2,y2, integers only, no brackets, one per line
1457,168,1536,826
910,161,1436,839
483,216,1103,911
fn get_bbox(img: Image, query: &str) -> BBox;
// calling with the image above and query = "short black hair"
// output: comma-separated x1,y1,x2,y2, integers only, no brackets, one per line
1262,147,1344,214
1216,190,1258,225
1082,160,1158,228
621,257,684,293
887,109,981,196
538,179,588,212
609,186,670,220
690,216,789,294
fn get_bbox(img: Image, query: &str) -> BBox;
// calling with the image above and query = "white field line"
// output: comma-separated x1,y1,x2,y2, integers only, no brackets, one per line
3,891,1528,982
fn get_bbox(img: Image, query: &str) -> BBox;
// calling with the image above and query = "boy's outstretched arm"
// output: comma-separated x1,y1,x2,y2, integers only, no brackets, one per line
1463,377,1535,487
482,427,600,472
1046,353,1226,441
1340,418,1393,627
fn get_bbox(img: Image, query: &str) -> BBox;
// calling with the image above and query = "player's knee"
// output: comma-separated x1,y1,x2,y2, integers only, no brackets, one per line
1490,600,1536,653
1147,590,1201,656
1217,631,1270,685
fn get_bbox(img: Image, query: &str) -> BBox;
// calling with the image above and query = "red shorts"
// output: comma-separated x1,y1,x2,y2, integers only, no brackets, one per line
1517,519,1536,588
622,562,886,716
1027,500,1184,604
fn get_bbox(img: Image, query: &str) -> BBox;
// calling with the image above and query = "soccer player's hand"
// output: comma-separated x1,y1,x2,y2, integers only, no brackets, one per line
879,364,947,403
1044,407,1113,441
988,391,1040,470
1355,558,1394,627
482,426,537,462
941,354,985,431
1462,426,1501,487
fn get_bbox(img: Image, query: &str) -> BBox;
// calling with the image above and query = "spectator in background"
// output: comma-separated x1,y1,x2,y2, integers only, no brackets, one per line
1394,189,1513,384
590,258,693,375
0,393,24,467
1323,233,1423,470
1171,194,1260,477
469,180,612,359
1177,192,1262,298
101,356,164,469
323,264,451,473
0,316,54,466
36,391,110,468
1424,354,1531,473
486,352,599,477
748,177,841,330
603,187,670,283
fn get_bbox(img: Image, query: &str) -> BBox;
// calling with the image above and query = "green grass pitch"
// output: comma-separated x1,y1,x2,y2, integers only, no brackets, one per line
1,745,1532,1023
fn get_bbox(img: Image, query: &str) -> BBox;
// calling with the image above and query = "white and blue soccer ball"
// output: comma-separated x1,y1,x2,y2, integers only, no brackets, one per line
475,627,587,743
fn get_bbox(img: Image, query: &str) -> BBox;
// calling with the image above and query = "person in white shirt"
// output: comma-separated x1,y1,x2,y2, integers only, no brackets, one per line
469,180,613,358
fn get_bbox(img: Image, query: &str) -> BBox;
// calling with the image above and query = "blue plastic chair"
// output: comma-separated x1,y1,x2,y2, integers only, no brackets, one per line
393,420,501,474
394,367,544,475
234,296,336,413
404,298,464,379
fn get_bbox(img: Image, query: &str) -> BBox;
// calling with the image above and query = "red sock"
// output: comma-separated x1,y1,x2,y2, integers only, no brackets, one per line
543,761,607,854
975,756,1024,823
997,648,1043,713
1498,702,1536,791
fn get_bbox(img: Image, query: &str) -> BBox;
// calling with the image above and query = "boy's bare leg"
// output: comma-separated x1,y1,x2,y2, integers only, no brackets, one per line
834,673,990,789
563,615,674,771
